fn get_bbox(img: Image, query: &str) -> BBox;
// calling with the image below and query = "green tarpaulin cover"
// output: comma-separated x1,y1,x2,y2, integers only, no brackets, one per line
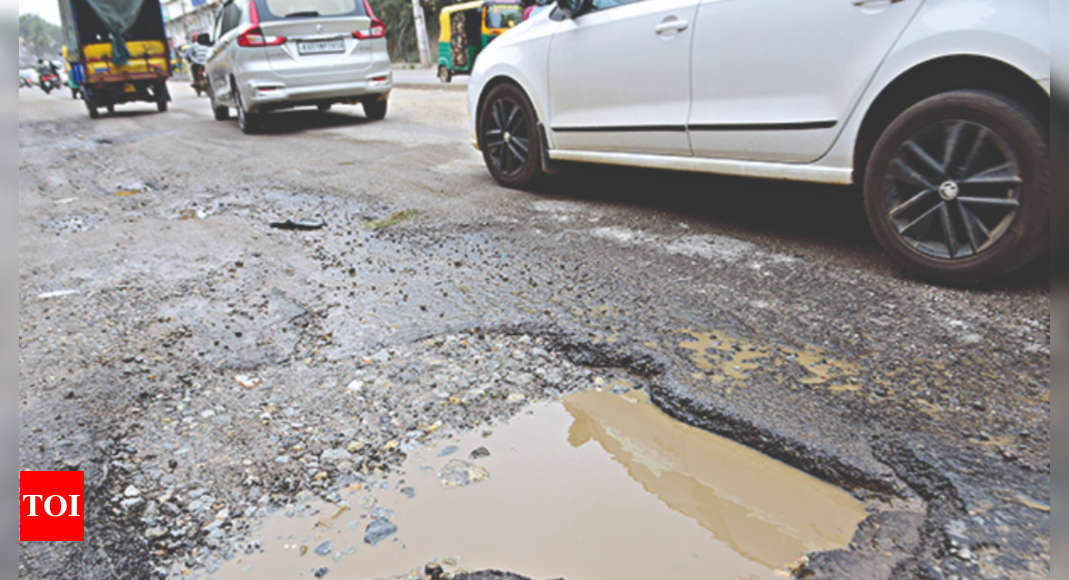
81,0,148,64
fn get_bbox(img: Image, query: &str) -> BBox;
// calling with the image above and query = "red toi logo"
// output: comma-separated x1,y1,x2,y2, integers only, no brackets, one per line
20,471,85,542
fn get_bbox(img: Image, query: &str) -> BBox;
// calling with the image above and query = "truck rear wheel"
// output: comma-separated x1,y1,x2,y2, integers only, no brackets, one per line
156,82,169,112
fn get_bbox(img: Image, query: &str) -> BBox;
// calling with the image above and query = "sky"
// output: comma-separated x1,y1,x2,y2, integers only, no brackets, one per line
16,0,61,25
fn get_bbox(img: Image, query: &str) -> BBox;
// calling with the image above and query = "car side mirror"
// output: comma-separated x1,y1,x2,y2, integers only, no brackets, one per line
196,33,212,46
557,0,591,18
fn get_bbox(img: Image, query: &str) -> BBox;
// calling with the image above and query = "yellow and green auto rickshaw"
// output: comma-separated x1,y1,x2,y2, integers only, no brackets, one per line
437,0,523,83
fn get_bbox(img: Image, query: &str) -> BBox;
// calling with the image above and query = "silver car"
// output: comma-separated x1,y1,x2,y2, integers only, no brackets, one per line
200,0,392,133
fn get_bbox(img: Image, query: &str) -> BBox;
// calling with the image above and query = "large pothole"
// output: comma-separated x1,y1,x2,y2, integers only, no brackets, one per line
210,387,867,580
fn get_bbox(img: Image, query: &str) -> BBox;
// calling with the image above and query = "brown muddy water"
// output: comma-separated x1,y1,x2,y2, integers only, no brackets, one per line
213,389,867,580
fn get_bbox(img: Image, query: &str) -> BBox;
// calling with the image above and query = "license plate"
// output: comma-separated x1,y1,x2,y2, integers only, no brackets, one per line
298,40,345,54
124,83,136,92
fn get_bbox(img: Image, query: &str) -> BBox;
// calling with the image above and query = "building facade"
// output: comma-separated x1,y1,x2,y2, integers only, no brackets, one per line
162,0,221,47
19,36,30,66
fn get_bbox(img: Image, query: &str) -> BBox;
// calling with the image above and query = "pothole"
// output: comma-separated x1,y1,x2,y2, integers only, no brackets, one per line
212,388,867,580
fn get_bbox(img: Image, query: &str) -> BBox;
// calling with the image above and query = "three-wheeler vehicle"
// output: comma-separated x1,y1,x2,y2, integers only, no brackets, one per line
437,0,523,83
59,0,172,118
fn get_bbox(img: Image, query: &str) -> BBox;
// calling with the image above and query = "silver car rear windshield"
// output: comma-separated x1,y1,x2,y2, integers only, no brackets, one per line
255,0,367,21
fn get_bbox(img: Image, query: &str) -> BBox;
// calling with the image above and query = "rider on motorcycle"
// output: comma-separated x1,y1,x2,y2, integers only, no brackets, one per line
37,59,59,79
184,38,209,87
36,59,60,93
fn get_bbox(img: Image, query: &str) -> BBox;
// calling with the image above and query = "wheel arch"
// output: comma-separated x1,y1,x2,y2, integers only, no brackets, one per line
474,74,542,151
852,55,1049,186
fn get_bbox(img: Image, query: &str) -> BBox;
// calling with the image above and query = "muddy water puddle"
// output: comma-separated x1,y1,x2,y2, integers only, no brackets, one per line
214,390,867,580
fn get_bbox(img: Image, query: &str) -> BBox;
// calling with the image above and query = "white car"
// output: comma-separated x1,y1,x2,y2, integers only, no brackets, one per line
202,0,393,134
467,0,1050,284
19,68,39,87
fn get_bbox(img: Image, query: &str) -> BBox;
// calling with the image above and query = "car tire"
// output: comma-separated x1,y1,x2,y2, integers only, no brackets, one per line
438,66,452,84
863,90,1049,284
478,83,545,189
155,82,169,112
86,96,99,119
210,84,229,121
362,97,387,121
234,84,260,134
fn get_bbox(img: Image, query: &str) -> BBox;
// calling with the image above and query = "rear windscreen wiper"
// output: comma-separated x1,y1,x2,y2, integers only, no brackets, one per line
284,10,320,17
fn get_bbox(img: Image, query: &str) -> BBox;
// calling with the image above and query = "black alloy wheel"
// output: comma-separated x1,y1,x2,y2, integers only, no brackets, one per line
864,90,1049,284
479,83,544,189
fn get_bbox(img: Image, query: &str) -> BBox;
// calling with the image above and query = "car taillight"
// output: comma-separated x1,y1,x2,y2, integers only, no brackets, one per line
238,26,286,47
354,18,386,39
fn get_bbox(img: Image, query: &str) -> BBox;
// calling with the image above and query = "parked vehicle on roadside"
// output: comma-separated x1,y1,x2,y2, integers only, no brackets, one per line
58,0,173,118
200,0,393,134
437,0,523,83
19,69,37,88
469,0,1050,284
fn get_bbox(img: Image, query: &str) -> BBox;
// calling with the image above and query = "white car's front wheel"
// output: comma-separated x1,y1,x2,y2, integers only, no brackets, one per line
864,90,1049,284
479,84,544,189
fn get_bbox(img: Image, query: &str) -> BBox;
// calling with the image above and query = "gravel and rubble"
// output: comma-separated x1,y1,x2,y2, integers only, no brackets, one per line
206,331,611,575
19,87,1048,580
26,323,619,578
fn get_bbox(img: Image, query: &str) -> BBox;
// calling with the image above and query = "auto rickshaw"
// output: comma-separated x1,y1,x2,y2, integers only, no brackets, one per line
438,0,523,83
58,0,172,118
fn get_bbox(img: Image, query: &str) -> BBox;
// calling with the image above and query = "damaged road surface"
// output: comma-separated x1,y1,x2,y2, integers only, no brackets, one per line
18,85,1049,580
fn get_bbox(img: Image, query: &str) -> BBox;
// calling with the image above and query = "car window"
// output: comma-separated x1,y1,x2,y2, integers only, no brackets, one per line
256,0,367,21
589,0,645,13
221,1,243,34
484,4,523,29
212,6,223,40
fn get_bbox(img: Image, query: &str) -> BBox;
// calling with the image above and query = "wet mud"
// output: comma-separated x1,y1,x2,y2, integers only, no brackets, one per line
214,389,866,580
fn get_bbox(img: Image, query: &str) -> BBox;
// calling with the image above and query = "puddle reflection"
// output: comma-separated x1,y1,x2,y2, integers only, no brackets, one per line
213,390,866,580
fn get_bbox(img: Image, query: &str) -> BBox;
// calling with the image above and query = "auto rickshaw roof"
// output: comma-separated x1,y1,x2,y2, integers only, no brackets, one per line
440,0,485,17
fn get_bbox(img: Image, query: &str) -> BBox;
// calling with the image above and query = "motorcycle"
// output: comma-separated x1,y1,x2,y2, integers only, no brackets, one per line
191,64,208,97
39,73,58,94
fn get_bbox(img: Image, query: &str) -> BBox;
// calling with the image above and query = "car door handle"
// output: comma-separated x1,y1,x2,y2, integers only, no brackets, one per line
853,0,903,5
655,19,688,34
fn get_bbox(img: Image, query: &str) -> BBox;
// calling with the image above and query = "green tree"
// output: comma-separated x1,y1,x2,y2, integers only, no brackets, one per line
367,0,466,64
19,14,62,59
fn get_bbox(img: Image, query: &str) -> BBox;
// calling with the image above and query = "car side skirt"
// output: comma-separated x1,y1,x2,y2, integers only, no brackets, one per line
546,150,854,185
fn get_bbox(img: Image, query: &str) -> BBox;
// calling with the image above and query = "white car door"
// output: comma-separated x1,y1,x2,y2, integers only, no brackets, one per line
207,0,246,103
687,0,924,163
548,0,701,156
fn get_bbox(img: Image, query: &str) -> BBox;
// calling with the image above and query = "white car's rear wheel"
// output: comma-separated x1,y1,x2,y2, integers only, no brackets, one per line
864,90,1048,284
